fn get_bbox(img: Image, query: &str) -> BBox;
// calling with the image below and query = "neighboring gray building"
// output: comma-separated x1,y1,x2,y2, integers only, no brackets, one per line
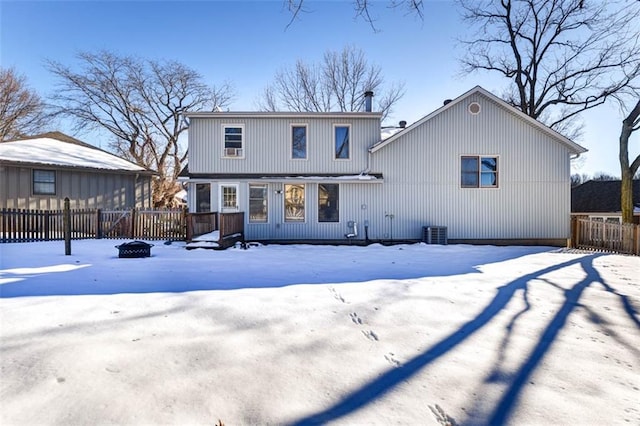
0,132,155,210
572,180,640,224
180,86,587,245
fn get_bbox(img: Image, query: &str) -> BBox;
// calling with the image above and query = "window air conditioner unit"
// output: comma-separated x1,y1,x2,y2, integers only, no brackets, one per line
225,148,242,157
422,226,448,245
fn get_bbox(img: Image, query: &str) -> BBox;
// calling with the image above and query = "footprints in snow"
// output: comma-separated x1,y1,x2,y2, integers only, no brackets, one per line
384,352,401,367
362,330,379,341
330,287,401,367
349,312,363,325
329,287,347,304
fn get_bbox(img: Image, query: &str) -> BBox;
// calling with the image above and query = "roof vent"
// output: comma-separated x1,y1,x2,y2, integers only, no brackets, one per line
468,102,481,115
364,91,374,112
443,99,452,106
399,120,406,128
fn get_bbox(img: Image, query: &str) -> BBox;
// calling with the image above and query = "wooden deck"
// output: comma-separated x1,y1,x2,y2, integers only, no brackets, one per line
185,212,245,250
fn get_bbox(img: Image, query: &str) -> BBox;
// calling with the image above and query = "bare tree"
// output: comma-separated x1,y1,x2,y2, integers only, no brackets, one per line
0,68,49,141
592,172,620,181
259,46,404,122
458,0,640,138
618,98,640,223
48,51,234,207
284,0,424,31
570,173,591,187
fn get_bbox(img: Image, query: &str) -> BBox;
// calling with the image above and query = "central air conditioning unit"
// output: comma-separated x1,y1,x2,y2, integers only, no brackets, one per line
422,226,448,245
225,148,243,157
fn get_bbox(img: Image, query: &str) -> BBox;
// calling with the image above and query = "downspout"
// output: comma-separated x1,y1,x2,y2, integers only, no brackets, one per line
360,149,372,176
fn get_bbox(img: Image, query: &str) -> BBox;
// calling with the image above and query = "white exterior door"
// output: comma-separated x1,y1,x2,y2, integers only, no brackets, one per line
219,183,239,213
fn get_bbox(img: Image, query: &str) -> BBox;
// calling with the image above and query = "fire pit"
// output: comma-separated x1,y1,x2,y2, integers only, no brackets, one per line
115,241,154,258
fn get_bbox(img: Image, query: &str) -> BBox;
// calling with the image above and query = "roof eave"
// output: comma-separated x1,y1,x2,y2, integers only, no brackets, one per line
0,159,156,175
184,111,384,119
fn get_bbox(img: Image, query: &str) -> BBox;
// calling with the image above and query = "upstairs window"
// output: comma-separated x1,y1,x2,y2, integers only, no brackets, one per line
223,125,244,158
334,125,350,159
461,156,498,188
33,169,56,195
318,184,339,222
291,125,307,159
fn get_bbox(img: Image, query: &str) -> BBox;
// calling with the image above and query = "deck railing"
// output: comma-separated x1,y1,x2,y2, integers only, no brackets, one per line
185,211,245,244
185,211,218,241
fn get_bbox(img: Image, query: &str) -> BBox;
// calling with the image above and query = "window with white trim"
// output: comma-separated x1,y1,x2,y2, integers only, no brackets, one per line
318,184,339,222
223,125,244,158
334,125,350,159
220,184,238,211
291,124,307,159
461,156,498,188
284,184,305,222
33,169,56,195
249,184,268,223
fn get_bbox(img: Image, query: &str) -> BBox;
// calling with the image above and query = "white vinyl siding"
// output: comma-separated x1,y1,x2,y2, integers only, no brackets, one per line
368,91,574,241
188,116,378,175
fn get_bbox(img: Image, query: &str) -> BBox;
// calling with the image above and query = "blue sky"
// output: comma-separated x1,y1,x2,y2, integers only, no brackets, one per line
1,0,636,177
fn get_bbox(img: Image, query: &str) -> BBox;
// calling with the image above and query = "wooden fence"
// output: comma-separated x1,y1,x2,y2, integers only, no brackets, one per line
570,218,640,255
1,207,187,243
1,207,246,245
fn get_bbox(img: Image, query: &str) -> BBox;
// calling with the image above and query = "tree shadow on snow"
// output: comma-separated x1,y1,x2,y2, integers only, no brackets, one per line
288,253,640,425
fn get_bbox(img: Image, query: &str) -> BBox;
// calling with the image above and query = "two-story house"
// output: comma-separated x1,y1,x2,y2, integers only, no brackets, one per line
181,86,587,246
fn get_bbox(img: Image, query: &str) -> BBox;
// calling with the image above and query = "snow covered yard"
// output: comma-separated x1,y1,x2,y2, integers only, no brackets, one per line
0,240,638,425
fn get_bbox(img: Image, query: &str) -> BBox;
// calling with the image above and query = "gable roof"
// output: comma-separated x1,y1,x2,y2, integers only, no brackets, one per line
571,180,640,213
0,132,153,174
369,86,588,155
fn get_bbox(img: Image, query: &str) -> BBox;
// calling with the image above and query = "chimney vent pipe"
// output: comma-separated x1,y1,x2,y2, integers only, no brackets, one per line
364,91,374,112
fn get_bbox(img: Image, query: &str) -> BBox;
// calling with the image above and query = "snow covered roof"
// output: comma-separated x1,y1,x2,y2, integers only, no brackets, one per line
0,133,152,173
380,127,404,140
